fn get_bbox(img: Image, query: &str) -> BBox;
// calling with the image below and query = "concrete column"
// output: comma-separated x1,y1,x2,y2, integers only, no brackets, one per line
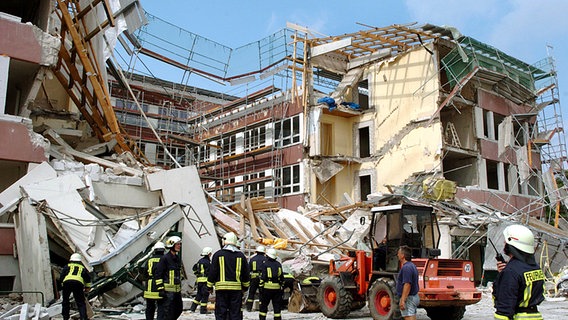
478,157,488,189
487,111,495,140
438,224,452,258
0,55,9,114
497,162,506,191
474,107,484,138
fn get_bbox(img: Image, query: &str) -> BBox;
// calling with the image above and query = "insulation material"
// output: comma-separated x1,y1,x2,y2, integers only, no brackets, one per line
282,253,313,277
335,208,371,248
103,0,128,60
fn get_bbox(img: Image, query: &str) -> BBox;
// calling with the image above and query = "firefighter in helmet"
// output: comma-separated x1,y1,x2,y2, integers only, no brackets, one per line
143,241,165,320
259,248,285,320
60,253,91,320
155,236,183,320
190,246,213,314
493,224,545,320
246,245,267,311
207,232,250,320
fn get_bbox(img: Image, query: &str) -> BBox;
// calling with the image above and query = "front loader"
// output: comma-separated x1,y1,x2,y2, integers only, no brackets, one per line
317,204,481,320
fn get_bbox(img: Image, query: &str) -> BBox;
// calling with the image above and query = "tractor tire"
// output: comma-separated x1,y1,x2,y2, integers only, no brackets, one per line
425,306,466,320
317,276,353,318
368,278,400,320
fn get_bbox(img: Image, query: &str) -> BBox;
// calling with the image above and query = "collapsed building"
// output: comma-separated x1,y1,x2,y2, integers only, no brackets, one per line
1,0,568,317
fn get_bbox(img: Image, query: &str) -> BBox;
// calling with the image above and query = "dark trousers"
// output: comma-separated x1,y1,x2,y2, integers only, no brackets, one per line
195,282,210,309
145,298,164,320
157,292,182,320
246,277,260,306
62,280,87,320
215,290,243,320
259,288,283,320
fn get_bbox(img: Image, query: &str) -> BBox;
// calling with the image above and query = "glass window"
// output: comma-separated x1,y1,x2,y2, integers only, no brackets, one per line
275,115,301,147
274,164,301,196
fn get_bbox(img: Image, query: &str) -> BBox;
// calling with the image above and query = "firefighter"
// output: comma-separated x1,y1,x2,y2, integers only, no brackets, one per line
155,236,183,320
60,253,91,320
143,241,166,320
189,246,212,314
280,271,296,308
259,248,285,320
246,245,267,311
493,224,545,320
207,232,250,320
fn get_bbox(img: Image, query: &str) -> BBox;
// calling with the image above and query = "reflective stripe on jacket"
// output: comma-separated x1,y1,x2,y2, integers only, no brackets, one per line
249,253,266,278
155,251,182,293
143,255,162,299
207,247,250,291
62,262,91,288
493,258,545,320
260,258,283,290
195,256,210,283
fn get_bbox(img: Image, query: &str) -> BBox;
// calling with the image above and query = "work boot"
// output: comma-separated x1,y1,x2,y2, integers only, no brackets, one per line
245,301,253,311
189,300,197,312
200,305,208,314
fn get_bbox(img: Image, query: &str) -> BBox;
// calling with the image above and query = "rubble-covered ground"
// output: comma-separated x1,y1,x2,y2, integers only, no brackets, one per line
185,292,567,320
53,291,564,320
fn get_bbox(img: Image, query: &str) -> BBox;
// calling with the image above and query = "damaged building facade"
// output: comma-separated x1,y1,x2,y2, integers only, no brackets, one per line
1,0,568,316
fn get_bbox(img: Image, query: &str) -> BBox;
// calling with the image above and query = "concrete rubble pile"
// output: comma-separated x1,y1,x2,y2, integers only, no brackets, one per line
1,140,568,319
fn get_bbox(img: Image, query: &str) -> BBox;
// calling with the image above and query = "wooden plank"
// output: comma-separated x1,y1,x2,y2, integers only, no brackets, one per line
313,224,341,246
246,198,273,239
296,223,327,246
320,195,348,220
243,198,260,240
282,219,310,243
264,219,290,239
310,202,368,217
255,214,275,240
252,202,280,211
210,208,240,234
287,239,354,251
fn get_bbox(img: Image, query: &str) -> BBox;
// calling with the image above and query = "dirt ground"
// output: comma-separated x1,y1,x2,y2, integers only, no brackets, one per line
176,291,568,320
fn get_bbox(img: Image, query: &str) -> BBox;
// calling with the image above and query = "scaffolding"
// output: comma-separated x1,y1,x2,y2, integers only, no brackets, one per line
110,10,305,203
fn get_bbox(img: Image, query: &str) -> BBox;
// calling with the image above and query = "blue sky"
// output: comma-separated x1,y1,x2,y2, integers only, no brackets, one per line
139,0,568,101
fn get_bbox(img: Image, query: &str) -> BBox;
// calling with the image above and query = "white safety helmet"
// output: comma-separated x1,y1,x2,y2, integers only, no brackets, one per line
152,241,166,251
70,253,82,262
201,247,213,256
223,232,238,246
503,224,535,254
256,245,266,253
165,236,182,248
266,248,277,259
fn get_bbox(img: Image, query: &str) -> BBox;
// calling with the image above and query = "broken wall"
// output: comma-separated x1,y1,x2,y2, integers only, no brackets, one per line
313,114,357,203
367,46,442,191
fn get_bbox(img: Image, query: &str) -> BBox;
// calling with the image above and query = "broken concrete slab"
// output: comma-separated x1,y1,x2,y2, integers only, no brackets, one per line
90,203,185,275
146,166,221,283
20,174,106,264
0,162,57,215
13,200,54,305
